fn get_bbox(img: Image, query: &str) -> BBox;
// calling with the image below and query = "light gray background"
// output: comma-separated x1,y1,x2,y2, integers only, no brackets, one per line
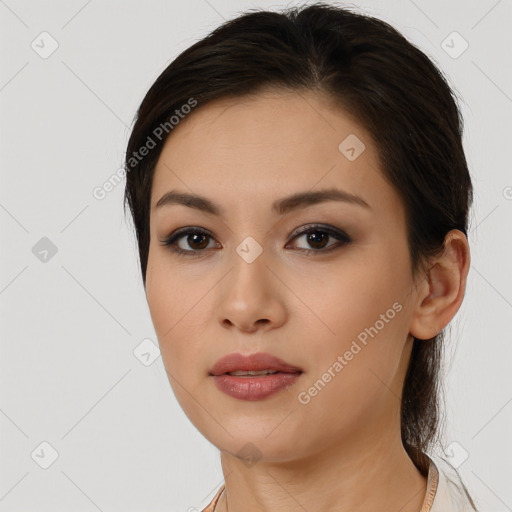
1,0,511,510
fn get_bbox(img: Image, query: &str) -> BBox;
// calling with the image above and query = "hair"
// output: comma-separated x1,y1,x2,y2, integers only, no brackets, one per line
124,0,474,498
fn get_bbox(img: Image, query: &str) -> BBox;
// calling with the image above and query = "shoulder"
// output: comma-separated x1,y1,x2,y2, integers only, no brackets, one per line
427,453,479,512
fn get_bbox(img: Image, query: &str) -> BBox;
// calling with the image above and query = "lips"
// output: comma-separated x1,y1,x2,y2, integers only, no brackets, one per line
209,352,303,376
209,352,303,401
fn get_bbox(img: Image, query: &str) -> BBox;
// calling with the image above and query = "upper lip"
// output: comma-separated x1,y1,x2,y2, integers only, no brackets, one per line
210,352,303,376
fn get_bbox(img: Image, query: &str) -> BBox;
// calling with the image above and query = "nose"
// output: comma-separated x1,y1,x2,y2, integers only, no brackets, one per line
215,248,287,334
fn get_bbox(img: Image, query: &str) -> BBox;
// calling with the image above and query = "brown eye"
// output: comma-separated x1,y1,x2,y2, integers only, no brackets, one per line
303,231,330,249
289,225,351,253
184,233,210,250
159,227,219,256
159,224,351,258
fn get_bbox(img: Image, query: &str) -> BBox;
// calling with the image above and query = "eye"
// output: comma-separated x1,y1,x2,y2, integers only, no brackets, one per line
159,227,219,256
160,224,351,257
287,224,351,254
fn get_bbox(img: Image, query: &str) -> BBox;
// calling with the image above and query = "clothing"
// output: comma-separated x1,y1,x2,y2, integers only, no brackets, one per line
428,454,478,512
201,452,477,512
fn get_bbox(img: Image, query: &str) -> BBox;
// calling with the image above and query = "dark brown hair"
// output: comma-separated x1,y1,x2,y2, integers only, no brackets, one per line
124,1,473,483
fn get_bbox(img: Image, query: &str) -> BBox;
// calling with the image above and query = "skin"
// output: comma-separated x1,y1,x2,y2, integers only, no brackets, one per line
145,89,470,512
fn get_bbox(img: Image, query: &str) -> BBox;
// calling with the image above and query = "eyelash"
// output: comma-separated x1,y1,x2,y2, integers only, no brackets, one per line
158,224,352,257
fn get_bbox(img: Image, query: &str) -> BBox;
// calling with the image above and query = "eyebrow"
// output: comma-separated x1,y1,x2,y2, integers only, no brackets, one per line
154,187,371,215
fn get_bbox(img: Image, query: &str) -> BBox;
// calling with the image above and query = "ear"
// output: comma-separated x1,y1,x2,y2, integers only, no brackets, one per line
409,229,471,341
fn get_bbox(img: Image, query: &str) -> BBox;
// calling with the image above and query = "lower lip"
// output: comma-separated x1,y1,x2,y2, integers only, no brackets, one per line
211,372,302,401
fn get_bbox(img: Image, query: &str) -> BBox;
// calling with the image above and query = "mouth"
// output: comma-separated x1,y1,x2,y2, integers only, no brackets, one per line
224,369,289,376
209,352,303,400
209,351,303,376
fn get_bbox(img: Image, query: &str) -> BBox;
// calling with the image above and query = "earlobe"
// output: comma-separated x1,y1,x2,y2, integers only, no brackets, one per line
409,230,470,341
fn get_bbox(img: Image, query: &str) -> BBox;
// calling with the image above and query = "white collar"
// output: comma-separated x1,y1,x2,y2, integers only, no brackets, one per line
423,453,478,511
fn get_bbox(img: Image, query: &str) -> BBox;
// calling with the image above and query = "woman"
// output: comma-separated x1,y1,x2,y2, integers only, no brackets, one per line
124,3,478,511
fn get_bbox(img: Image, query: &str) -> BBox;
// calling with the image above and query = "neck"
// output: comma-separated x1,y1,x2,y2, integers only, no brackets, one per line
216,428,427,512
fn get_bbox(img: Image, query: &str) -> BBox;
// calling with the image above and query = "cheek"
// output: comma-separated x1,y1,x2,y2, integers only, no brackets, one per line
309,253,407,336
146,259,199,362
301,251,411,391
295,292,409,441
146,269,210,415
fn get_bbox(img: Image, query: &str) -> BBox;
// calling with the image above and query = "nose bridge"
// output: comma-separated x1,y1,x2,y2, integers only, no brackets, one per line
227,238,271,302
216,237,286,331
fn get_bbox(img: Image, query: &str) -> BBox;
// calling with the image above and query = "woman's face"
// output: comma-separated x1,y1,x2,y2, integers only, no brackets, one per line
146,89,424,462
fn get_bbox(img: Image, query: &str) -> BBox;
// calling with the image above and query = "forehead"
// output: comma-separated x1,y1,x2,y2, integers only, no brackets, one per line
150,89,401,217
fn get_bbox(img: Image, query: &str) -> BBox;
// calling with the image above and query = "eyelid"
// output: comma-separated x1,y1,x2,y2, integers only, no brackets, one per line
159,223,351,256
286,224,351,251
288,223,349,241
159,226,219,256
